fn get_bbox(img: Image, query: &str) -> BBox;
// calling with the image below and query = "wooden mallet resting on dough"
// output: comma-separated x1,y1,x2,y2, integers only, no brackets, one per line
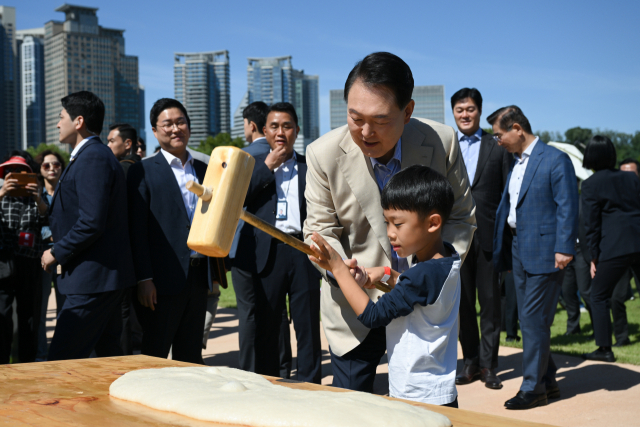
186,146,392,293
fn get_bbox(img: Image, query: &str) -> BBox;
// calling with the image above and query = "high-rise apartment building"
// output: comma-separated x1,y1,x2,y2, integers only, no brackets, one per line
241,56,319,152
0,6,19,155
174,51,230,147
230,90,248,142
329,85,445,130
17,28,45,149
43,4,141,147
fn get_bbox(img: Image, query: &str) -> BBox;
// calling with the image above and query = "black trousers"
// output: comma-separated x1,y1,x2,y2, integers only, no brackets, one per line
48,288,125,361
611,269,633,343
329,326,386,393
0,256,42,364
459,237,501,369
562,249,593,334
591,252,640,347
501,271,519,339
135,261,208,364
233,239,321,383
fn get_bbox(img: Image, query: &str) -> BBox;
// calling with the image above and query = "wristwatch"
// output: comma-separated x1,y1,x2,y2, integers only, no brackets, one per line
381,266,391,283
50,246,55,258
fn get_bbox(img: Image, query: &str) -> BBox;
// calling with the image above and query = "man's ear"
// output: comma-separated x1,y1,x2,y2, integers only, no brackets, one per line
74,115,85,131
125,138,133,152
403,100,415,125
249,121,258,134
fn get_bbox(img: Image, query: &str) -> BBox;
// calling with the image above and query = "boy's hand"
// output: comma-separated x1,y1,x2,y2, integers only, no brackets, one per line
309,232,347,274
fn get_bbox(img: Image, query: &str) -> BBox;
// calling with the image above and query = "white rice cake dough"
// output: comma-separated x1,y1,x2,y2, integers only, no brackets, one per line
110,366,451,427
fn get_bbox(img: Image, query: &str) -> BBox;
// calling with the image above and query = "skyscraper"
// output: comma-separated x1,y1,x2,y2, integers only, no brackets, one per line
43,4,141,147
174,51,230,147
242,56,319,152
138,84,146,141
329,85,446,130
230,90,248,142
18,28,45,149
0,6,19,155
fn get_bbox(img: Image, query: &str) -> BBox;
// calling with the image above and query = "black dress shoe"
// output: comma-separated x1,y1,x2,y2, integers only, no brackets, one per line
505,391,548,410
613,338,631,347
480,368,503,390
582,348,615,362
546,385,560,400
455,364,480,385
505,336,521,343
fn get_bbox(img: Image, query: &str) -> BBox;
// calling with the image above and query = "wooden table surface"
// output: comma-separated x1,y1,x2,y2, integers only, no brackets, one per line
0,355,557,427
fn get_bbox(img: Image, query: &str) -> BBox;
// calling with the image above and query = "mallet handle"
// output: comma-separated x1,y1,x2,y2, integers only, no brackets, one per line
186,181,213,202
240,211,392,293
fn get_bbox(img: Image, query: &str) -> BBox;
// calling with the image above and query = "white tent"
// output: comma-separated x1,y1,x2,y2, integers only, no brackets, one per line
548,142,593,181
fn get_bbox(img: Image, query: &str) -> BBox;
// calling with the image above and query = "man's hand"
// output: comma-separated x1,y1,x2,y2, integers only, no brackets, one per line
555,253,573,270
264,144,288,171
0,173,19,199
41,249,56,273
137,279,157,311
590,260,597,279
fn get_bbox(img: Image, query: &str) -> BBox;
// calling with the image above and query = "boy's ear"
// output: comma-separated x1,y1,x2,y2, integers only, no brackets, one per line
427,212,443,233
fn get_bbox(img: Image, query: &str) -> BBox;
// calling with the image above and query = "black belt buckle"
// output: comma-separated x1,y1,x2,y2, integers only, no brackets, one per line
190,258,202,267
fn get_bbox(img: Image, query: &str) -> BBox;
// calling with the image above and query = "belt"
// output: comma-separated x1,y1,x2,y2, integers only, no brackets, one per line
510,228,517,237
290,232,303,240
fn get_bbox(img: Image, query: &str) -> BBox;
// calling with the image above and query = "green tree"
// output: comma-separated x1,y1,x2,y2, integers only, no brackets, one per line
536,131,565,143
595,129,640,163
564,127,593,145
195,133,245,156
26,143,71,165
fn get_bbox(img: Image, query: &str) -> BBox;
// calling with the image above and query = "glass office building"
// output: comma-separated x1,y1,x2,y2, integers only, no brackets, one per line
330,89,347,130
0,6,19,154
19,31,45,148
174,51,230,147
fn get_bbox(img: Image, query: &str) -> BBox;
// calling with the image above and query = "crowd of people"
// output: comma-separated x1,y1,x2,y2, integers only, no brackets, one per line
0,51,638,413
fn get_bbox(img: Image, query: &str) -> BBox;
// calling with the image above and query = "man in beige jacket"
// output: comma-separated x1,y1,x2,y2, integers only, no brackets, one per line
303,52,476,392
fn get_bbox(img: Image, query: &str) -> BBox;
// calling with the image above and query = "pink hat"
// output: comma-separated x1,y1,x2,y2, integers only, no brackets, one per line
0,156,33,177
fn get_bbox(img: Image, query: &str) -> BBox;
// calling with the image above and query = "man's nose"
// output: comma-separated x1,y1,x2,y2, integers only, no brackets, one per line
362,123,374,138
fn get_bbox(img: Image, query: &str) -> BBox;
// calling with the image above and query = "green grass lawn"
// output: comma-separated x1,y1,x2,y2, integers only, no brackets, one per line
219,272,640,365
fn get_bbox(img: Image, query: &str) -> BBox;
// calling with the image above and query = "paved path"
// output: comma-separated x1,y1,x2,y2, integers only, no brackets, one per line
44,295,640,427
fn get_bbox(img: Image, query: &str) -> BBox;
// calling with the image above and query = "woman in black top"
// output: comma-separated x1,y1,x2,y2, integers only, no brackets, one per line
581,135,640,362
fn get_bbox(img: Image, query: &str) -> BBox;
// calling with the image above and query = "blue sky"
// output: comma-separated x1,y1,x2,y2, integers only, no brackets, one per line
15,0,640,151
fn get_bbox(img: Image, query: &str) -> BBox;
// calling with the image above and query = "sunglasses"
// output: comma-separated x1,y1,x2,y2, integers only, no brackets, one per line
42,162,62,171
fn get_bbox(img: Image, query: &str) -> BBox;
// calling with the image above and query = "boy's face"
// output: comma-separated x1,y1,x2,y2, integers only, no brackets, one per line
383,208,442,260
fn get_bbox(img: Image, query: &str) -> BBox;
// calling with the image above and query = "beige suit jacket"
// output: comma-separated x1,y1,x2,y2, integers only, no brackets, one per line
303,117,476,356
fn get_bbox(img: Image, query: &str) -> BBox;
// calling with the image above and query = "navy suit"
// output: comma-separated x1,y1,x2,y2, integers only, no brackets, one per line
48,138,135,361
232,151,322,383
494,140,578,394
127,153,222,364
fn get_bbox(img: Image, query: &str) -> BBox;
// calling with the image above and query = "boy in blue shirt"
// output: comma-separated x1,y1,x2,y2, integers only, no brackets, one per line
309,165,461,407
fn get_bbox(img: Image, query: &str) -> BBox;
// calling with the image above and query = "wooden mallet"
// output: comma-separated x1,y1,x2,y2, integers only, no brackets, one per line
186,146,392,293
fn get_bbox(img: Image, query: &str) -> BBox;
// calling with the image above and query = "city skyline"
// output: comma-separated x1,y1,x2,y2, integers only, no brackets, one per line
9,0,640,154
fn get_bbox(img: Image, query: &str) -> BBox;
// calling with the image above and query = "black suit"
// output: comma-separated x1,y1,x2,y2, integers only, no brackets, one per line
127,152,222,364
48,138,136,361
581,168,640,347
232,152,322,383
459,131,511,369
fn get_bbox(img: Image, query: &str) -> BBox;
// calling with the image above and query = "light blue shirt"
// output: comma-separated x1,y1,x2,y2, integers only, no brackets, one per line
369,141,409,274
457,128,482,185
508,137,539,228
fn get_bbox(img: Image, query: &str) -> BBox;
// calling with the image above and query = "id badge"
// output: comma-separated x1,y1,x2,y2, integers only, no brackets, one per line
18,231,35,248
276,200,288,220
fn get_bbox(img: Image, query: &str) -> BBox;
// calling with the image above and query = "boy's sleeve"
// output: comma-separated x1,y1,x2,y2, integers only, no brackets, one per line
356,262,449,328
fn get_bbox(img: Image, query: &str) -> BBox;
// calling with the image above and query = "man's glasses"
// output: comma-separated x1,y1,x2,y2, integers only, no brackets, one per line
42,162,62,171
156,120,188,133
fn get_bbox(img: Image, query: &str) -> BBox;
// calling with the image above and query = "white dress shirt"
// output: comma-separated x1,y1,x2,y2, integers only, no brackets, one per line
457,129,482,184
70,135,99,160
273,152,301,234
160,149,203,257
507,137,539,228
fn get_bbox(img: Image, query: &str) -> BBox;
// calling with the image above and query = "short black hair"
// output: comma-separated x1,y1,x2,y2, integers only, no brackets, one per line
243,101,269,135
344,52,414,110
61,91,105,135
486,105,532,134
381,165,454,222
109,123,138,154
451,88,483,112
583,135,617,171
268,102,298,126
620,158,640,170
150,98,190,130
137,137,146,151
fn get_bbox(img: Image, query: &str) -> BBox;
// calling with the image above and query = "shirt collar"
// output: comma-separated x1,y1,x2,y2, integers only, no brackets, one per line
272,151,297,170
70,135,99,158
457,128,482,142
370,139,402,169
516,137,539,161
160,148,193,167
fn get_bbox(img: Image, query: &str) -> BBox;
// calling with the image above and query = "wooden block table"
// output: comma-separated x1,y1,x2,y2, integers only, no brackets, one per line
0,355,557,427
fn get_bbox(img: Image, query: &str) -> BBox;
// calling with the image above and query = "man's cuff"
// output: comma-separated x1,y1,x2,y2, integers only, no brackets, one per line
137,278,152,284
325,271,339,288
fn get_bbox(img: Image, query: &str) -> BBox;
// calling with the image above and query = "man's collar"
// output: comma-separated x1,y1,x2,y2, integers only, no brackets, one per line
252,136,267,144
370,139,402,168
457,128,482,142
160,148,193,166
70,135,98,158
516,137,539,160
